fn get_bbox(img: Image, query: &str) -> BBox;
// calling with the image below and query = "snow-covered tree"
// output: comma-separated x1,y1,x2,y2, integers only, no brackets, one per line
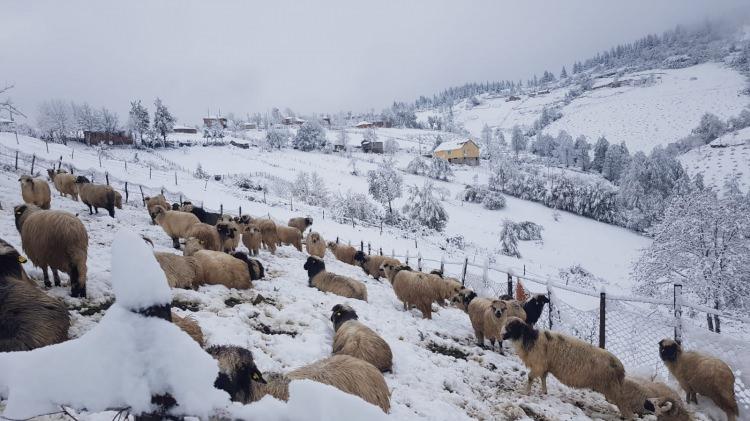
499,219,521,258
553,131,575,167
71,102,100,138
480,124,493,158
331,190,382,225
573,135,591,170
367,157,403,215
406,156,428,175
431,135,443,153
336,129,349,151
601,142,630,183
308,172,329,206
402,182,449,231
294,120,327,151
591,136,609,172
384,139,399,154
494,128,507,148
482,191,506,210
363,128,378,144
510,125,526,155
128,100,150,144
692,112,726,144
427,157,454,181
97,107,119,133
291,172,310,199
560,66,568,79
152,98,175,143
531,132,556,158
265,127,291,149
37,99,72,141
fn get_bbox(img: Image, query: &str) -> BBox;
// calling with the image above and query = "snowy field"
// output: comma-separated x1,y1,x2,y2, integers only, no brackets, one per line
679,127,750,193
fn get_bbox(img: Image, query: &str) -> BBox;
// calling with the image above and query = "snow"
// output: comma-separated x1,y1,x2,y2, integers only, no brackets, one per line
433,139,472,153
679,129,750,193
110,229,172,310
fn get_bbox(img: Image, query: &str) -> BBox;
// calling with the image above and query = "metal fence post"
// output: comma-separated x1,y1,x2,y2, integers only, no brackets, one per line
417,252,422,272
124,182,129,203
507,273,513,297
360,241,364,252
405,250,410,266
461,257,468,286
674,284,683,343
440,256,444,273
547,281,553,330
30,154,35,174
105,172,109,186
599,291,606,349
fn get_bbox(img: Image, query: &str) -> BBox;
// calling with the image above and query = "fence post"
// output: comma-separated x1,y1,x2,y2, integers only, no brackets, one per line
220,204,223,216
599,290,606,349
239,206,242,217
174,172,177,186
98,153,102,167
30,154,36,174
674,284,683,343
124,182,129,203
161,187,164,195
368,243,371,255
405,250,410,265
322,209,325,220
360,241,364,252
139,185,146,206
417,252,422,272
336,237,339,244
105,172,109,185
149,166,152,179
440,256,444,273
179,194,182,204
391,249,395,259
290,196,293,211
461,257,468,286
507,273,513,297
15,151,18,170
58,156,62,170
124,160,128,172
547,281,553,330
379,247,383,256
45,140,49,153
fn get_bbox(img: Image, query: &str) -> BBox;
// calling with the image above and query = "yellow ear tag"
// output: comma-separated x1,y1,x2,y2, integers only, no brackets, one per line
252,373,259,380
336,312,341,316
18,255,28,263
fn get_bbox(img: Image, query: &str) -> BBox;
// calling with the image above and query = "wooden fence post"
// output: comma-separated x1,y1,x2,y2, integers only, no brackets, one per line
125,182,129,203
220,204,223,216
98,153,102,167
239,206,242,217
547,281,553,330
368,243,371,255
599,291,606,349
149,166,152,179
440,256,444,273
58,156,62,170
124,160,128,172
674,284,683,343
174,172,177,186
405,250,410,265
379,247,383,256
45,140,49,153
461,257,468,285
417,252,422,272
507,273,513,297
161,187,164,195
15,151,18,170
360,241,364,252
30,154,36,174
336,237,339,244
105,172,109,186
139,185,146,206
482,258,489,287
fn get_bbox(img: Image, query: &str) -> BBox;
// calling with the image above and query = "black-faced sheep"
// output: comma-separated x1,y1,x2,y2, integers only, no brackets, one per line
609,376,680,419
208,345,268,404
171,311,204,347
305,231,326,258
276,225,302,251
452,289,494,347
185,223,222,251
501,317,624,398
241,224,262,256
14,204,88,297
75,176,116,217
328,241,357,265
288,216,313,234
523,294,550,326
47,169,78,201
180,202,221,225
483,299,526,352
658,339,738,421
353,251,399,281
145,195,170,224
331,304,393,372
151,205,201,249
0,240,70,351
644,397,693,421
153,252,203,289
304,256,367,301
217,220,241,253
19,175,51,209
231,251,265,281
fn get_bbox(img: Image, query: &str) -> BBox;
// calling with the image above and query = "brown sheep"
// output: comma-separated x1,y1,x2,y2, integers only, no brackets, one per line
145,195,170,224
251,217,278,254
658,339,738,421
241,225,262,256
0,240,70,351
217,220,241,253
304,256,367,301
19,175,51,209
171,311,205,347
483,299,527,352
14,204,88,297
231,251,265,281
192,249,252,289
381,263,437,319
185,223,222,252
353,251,399,280
328,241,357,265
609,376,680,419
501,317,625,398
645,397,694,421
276,225,303,251
424,272,464,306
288,216,313,234
331,304,393,372
151,205,201,249
153,252,203,289
75,176,116,217
305,231,326,258
114,191,123,209
453,289,494,346
47,169,78,201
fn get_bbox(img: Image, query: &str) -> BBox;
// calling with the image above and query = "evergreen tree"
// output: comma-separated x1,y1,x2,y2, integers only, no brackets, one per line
573,135,591,170
127,100,150,144
499,220,521,258
560,66,568,79
591,136,610,172
293,120,327,151
152,97,175,143
402,182,449,231
480,124,493,158
510,125,527,155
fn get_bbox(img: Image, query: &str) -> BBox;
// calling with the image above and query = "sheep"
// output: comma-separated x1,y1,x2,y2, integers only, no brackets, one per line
75,176,116,218
183,240,253,289
523,294,550,326
151,205,201,249
424,272,464,306
14,204,88,297
380,263,435,318
231,251,265,280
145,195,170,224
288,216,313,234
353,251,399,280
645,397,693,421
658,338,738,421
114,190,123,209
276,225,303,251
209,347,390,412
185,223,222,251
19,175,51,209
304,256,367,301
305,231,326,258
452,289,494,346
328,241,357,265
180,202,221,225
331,304,393,372
241,224,262,256
483,299,527,352
153,252,203,289
217,220,241,253
243,217,279,254
609,376,680,419
501,317,625,398
47,169,78,201
171,311,204,347
0,237,31,284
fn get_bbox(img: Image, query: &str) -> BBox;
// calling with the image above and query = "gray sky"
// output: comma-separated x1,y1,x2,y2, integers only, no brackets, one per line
2,0,749,125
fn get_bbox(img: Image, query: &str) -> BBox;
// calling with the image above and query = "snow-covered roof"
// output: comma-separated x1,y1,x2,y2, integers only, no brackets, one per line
355,121,371,127
433,139,475,152
172,124,194,131
0,118,13,124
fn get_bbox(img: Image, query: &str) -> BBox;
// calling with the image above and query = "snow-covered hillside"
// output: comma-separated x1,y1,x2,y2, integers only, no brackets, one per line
420,63,748,153
679,127,750,192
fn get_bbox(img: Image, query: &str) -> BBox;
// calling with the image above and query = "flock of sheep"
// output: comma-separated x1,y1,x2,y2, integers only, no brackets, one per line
0,170,741,420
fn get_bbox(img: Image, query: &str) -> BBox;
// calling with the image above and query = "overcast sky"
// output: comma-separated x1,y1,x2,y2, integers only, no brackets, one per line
2,0,749,125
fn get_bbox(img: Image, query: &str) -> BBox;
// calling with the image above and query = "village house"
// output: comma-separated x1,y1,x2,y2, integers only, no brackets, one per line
83,131,133,146
432,139,480,165
173,125,198,134
203,116,227,129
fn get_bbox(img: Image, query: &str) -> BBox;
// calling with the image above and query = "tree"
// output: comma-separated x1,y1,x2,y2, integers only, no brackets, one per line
266,127,291,149
128,100,150,144
573,135,591,170
336,129,349,151
499,220,521,258
482,191,506,210
510,125,527,155
560,66,568,79
402,182,449,231
553,131,575,167
431,135,443,153
363,128,378,144
152,98,175,143
97,107,119,133
308,172,329,206
367,157,403,215
480,124,493,158
37,99,72,142
591,136,610,172
427,157,454,181
488,156,517,192
692,112,726,144
494,128,507,148
383,139,399,154
294,120,327,151
601,142,630,183
406,156,428,175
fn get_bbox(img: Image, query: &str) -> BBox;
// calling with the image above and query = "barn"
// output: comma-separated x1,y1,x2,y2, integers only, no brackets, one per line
432,139,480,165
83,131,133,146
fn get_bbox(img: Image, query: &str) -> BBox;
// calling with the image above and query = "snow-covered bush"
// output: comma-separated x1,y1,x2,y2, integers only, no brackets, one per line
515,221,543,241
331,190,382,225
194,163,209,179
383,139,399,154
266,127,291,149
292,171,329,207
558,265,603,291
499,219,521,258
691,112,727,144
426,157,454,181
481,191,506,210
406,156,428,175
460,185,487,203
402,182,449,231
367,158,403,215
293,120,327,151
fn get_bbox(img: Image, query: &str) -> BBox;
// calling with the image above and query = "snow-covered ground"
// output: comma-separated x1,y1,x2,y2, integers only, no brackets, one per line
679,127,750,193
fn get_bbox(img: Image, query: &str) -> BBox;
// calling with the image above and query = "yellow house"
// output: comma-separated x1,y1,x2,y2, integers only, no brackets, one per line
432,139,480,165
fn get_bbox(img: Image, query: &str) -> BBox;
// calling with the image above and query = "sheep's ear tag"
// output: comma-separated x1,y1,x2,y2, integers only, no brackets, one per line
336,311,341,316
18,255,27,263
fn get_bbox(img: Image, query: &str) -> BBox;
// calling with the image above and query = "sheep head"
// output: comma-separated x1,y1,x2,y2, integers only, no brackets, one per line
303,256,325,279
330,304,358,331
658,339,682,362
644,397,680,418
74,175,91,184
501,317,535,342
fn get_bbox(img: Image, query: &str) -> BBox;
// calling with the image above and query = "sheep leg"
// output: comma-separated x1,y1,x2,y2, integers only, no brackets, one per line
488,338,496,349
421,304,432,319
525,373,536,395
171,237,180,249
87,203,93,215
94,206,99,214
540,373,548,394
42,267,52,288
52,268,61,287
474,330,484,347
